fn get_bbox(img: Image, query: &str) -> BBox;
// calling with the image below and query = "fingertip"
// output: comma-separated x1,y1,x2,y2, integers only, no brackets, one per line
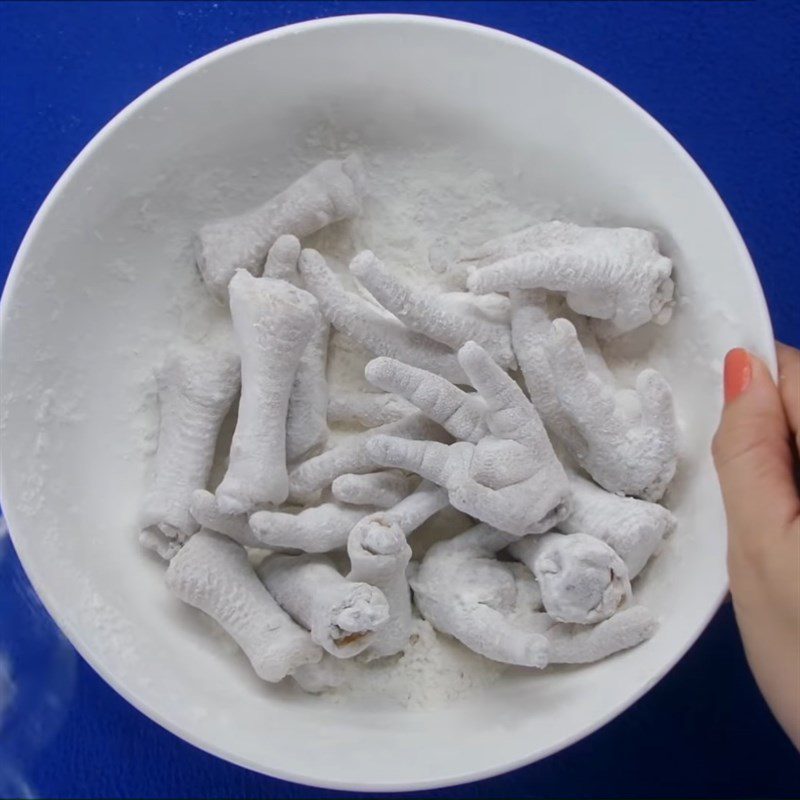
722,348,779,408
715,348,784,445
723,348,753,404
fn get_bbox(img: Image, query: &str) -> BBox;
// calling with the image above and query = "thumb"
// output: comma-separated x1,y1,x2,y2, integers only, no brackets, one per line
712,348,798,539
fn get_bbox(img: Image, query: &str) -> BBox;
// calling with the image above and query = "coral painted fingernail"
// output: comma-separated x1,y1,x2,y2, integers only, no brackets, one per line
724,348,752,403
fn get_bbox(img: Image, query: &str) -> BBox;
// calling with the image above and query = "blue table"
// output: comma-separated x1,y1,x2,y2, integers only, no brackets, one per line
1,2,798,797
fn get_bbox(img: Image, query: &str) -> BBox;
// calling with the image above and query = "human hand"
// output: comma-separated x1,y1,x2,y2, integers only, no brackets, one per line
712,344,800,749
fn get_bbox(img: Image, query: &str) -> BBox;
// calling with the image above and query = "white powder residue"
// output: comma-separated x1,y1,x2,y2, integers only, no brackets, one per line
307,149,540,281
307,618,507,710
175,146,549,707
309,146,553,399
259,149,545,706
135,143,700,708
5,128,729,714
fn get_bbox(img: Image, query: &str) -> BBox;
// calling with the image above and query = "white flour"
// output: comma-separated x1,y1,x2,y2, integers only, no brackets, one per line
4,139,714,712
309,148,541,705
166,146,553,707
301,618,507,710
133,144,702,708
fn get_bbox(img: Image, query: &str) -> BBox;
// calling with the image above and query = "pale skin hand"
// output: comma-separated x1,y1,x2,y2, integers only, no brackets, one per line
712,343,800,749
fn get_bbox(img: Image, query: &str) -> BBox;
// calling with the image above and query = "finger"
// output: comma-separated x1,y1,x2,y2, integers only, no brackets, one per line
365,357,486,443
365,435,453,485
636,369,677,435
712,348,800,538
777,343,800,446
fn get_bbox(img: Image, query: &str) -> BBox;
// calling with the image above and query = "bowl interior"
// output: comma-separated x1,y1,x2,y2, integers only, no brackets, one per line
0,16,774,791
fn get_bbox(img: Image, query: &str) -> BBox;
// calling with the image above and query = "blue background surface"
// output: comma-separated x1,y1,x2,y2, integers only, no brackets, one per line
1,2,798,797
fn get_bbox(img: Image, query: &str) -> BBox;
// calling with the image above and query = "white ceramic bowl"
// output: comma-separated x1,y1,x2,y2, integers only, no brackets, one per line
0,15,774,792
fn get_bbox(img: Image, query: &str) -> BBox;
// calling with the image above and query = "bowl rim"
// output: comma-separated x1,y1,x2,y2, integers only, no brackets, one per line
0,12,776,793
